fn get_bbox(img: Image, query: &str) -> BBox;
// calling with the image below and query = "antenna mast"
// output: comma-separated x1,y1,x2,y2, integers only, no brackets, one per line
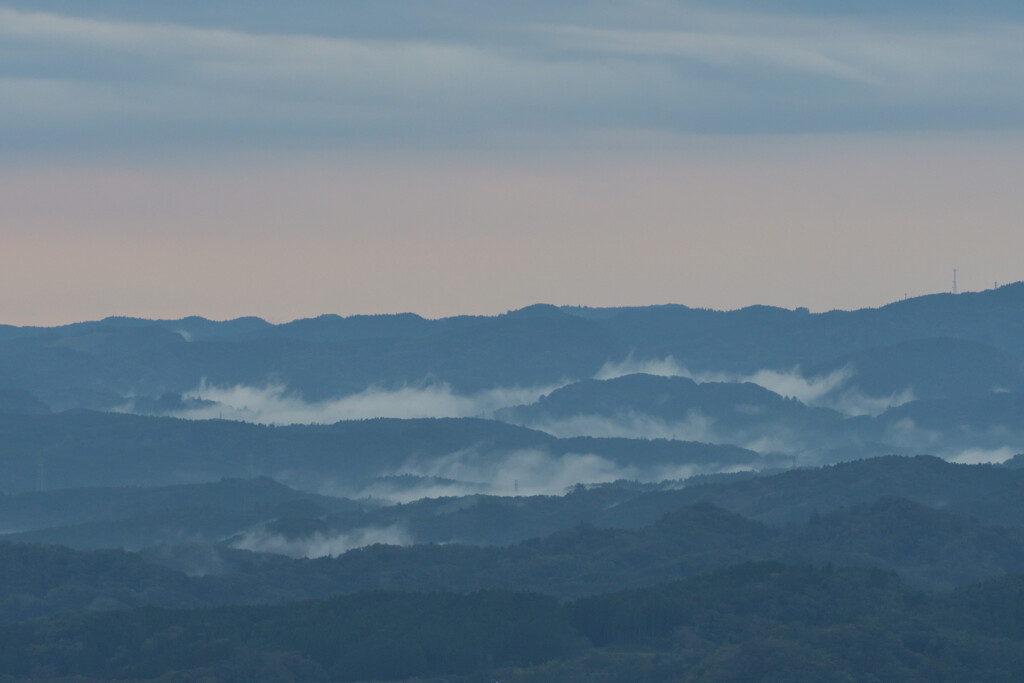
952,269,957,295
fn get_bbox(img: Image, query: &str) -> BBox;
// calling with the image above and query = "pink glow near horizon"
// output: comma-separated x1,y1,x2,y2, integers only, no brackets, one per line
3,135,1022,326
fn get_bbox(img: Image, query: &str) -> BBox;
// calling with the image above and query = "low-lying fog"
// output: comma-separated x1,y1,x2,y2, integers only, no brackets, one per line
170,380,563,424
595,356,915,416
231,523,413,559
121,357,1022,488
165,355,910,426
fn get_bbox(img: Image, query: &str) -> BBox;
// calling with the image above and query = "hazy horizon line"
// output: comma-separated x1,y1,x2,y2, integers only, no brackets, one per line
4,281,1017,329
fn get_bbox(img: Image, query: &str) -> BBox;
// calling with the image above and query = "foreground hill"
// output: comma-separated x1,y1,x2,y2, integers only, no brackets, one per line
11,457,1024,625
6,563,1024,681
0,497,1016,624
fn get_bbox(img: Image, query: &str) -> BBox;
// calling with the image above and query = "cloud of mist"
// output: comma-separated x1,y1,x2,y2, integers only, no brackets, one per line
173,380,561,425
882,418,1024,464
594,355,692,381
594,354,913,416
230,523,412,559
311,442,757,504
341,446,756,503
521,411,822,462
821,387,916,418
396,448,641,498
527,411,717,442
354,479,492,505
596,354,851,403
949,447,1018,465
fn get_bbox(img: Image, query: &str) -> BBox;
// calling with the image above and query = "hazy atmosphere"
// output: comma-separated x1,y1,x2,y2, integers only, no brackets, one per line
3,1,1023,324
8,4,1024,681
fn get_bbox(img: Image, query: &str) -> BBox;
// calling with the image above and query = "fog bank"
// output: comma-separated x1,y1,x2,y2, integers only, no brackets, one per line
173,380,562,425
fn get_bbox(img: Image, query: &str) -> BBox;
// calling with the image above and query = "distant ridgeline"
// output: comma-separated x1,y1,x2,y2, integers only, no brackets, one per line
0,283,1021,411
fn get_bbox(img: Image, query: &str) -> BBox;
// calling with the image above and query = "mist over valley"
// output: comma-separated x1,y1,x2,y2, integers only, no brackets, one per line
3,288,1024,680
7,0,1024,675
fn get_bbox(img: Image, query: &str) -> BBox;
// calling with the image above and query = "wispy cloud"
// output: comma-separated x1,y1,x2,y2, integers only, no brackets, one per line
0,6,654,148
541,24,881,84
882,416,1024,459
949,447,1019,465
346,445,754,503
594,355,692,381
525,411,717,442
595,354,910,416
3,4,1024,154
231,523,412,559
594,354,852,404
824,388,915,418
519,411,824,462
353,479,492,505
396,448,641,497
230,439,755,548
173,380,561,424
541,13,1024,90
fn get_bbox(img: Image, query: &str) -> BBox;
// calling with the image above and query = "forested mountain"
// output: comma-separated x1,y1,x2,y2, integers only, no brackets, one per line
9,456,1024,631
1,284,1021,413
3,288,1024,680
10,451,1024,555
6,563,1024,682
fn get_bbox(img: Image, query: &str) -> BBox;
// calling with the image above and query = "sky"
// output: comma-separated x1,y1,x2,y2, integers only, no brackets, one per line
2,1,1023,325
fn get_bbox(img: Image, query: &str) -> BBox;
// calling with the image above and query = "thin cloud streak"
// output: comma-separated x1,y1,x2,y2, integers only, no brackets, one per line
542,25,881,84
544,18,1024,88
3,4,1024,153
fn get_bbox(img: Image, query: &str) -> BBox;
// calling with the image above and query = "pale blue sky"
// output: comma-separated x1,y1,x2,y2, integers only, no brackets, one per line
2,2,1022,324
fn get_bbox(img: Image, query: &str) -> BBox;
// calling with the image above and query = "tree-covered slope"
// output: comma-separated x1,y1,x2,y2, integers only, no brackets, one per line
6,563,1024,682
